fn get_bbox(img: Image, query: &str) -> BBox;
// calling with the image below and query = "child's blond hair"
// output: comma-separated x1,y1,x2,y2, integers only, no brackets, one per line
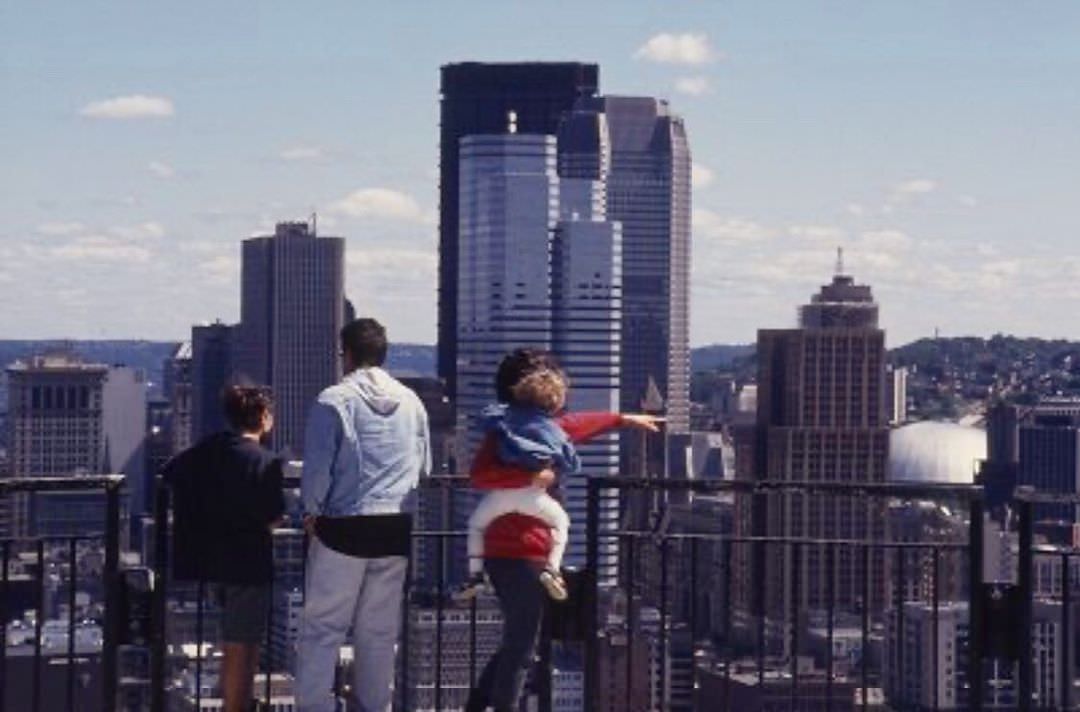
509,369,568,414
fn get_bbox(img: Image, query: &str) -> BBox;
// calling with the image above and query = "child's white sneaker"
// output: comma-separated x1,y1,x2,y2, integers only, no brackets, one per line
539,568,568,601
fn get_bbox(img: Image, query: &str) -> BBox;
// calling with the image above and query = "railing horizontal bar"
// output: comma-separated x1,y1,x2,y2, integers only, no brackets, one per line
606,531,971,549
1012,489,1080,504
281,473,468,489
584,476,984,499
0,475,124,494
285,472,985,500
0,535,102,545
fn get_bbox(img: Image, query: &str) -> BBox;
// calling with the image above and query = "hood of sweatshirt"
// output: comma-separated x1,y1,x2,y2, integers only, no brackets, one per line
344,367,404,416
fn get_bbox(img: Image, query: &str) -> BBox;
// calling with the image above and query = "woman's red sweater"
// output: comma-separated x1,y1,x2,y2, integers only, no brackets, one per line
470,412,622,562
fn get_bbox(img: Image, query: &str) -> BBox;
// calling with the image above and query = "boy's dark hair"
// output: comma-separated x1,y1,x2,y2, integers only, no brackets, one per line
341,318,388,367
222,385,273,433
495,348,564,404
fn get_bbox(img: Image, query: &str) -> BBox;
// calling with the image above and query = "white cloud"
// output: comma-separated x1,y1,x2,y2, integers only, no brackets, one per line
50,236,152,262
279,145,326,162
346,248,436,274
329,188,431,224
34,220,163,241
675,76,711,96
148,161,175,179
747,250,836,285
859,229,913,253
635,33,717,65
694,210,772,244
78,95,175,120
692,163,715,189
179,240,232,255
845,203,866,217
110,221,165,240
885,179,937,209
199,255,240,284
893,179,937,195
958,195,979,208
788,224,848,245
35,221,86,237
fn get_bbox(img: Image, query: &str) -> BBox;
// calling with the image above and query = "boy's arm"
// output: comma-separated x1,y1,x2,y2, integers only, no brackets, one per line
556,412,623,444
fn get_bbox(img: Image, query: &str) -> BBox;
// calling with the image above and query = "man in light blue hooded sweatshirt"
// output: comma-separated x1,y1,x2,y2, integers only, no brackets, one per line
296,318,431,712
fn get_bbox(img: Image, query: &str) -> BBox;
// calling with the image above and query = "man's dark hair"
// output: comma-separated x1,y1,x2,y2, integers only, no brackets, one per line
341,318,388,368
495,348,563,404
222,385,273,433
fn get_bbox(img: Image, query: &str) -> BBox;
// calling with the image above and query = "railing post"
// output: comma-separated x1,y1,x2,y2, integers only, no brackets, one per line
102,480,120,712
150,480,169,712
584,476,600,709
1017,498,1034,712
751,489,767,685
1061,552,1072,712
967,497,984,712
537,612,553,712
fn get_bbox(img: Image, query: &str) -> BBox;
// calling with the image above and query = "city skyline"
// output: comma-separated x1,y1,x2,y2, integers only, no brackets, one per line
4,3,1080,346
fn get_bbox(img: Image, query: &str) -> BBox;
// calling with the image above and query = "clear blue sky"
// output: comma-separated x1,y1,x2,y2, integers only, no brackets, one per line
2,1,1078,346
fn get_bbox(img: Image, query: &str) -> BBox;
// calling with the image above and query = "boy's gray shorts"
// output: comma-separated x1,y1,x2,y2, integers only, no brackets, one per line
217,584,271,644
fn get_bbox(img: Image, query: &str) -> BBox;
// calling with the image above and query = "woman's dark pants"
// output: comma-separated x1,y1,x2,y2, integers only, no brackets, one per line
465,558,544,712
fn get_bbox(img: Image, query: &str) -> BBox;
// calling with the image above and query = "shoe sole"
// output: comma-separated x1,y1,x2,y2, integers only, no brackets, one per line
540,574,568,601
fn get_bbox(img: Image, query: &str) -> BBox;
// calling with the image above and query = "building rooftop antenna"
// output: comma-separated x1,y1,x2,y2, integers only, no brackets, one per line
835,246,845,276
310,211,317,236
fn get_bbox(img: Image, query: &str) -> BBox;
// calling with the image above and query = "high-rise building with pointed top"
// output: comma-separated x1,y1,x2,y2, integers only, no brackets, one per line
738,269,890,620
558,96,692,474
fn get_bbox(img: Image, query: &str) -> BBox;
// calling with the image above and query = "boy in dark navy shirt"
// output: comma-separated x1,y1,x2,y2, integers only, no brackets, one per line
163,385,284,712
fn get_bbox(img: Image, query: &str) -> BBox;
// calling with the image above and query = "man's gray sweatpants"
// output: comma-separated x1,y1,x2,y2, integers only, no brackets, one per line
295,537,407,712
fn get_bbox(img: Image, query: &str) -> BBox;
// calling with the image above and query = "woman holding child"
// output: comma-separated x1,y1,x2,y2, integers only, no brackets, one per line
464,348,660,712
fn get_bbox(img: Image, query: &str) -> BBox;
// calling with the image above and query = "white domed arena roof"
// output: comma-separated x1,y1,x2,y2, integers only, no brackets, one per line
889,421,986,485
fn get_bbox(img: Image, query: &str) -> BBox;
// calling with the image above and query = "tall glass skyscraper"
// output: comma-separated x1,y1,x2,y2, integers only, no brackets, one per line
439,62,599,399
454,124,623,578
559,97,692,474
236,222,345,455
455,133,559,441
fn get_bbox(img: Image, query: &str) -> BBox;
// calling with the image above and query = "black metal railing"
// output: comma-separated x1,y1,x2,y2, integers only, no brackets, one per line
1016,490,1080,712
138,472,1080,711
0,475,124,712
149,474,518,712
584,477,989,712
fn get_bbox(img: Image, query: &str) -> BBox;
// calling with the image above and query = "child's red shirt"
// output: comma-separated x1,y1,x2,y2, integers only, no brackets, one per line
471,411,622,562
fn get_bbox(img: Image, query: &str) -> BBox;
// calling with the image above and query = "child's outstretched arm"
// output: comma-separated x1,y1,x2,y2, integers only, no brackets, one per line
556,412,662,444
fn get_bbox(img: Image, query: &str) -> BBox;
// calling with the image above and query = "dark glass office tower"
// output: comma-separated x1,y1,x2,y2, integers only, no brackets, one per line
438,62,599,398
236,222,345,455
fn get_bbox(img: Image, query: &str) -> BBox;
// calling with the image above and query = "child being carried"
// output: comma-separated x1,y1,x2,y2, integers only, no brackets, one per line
462,368,576,601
